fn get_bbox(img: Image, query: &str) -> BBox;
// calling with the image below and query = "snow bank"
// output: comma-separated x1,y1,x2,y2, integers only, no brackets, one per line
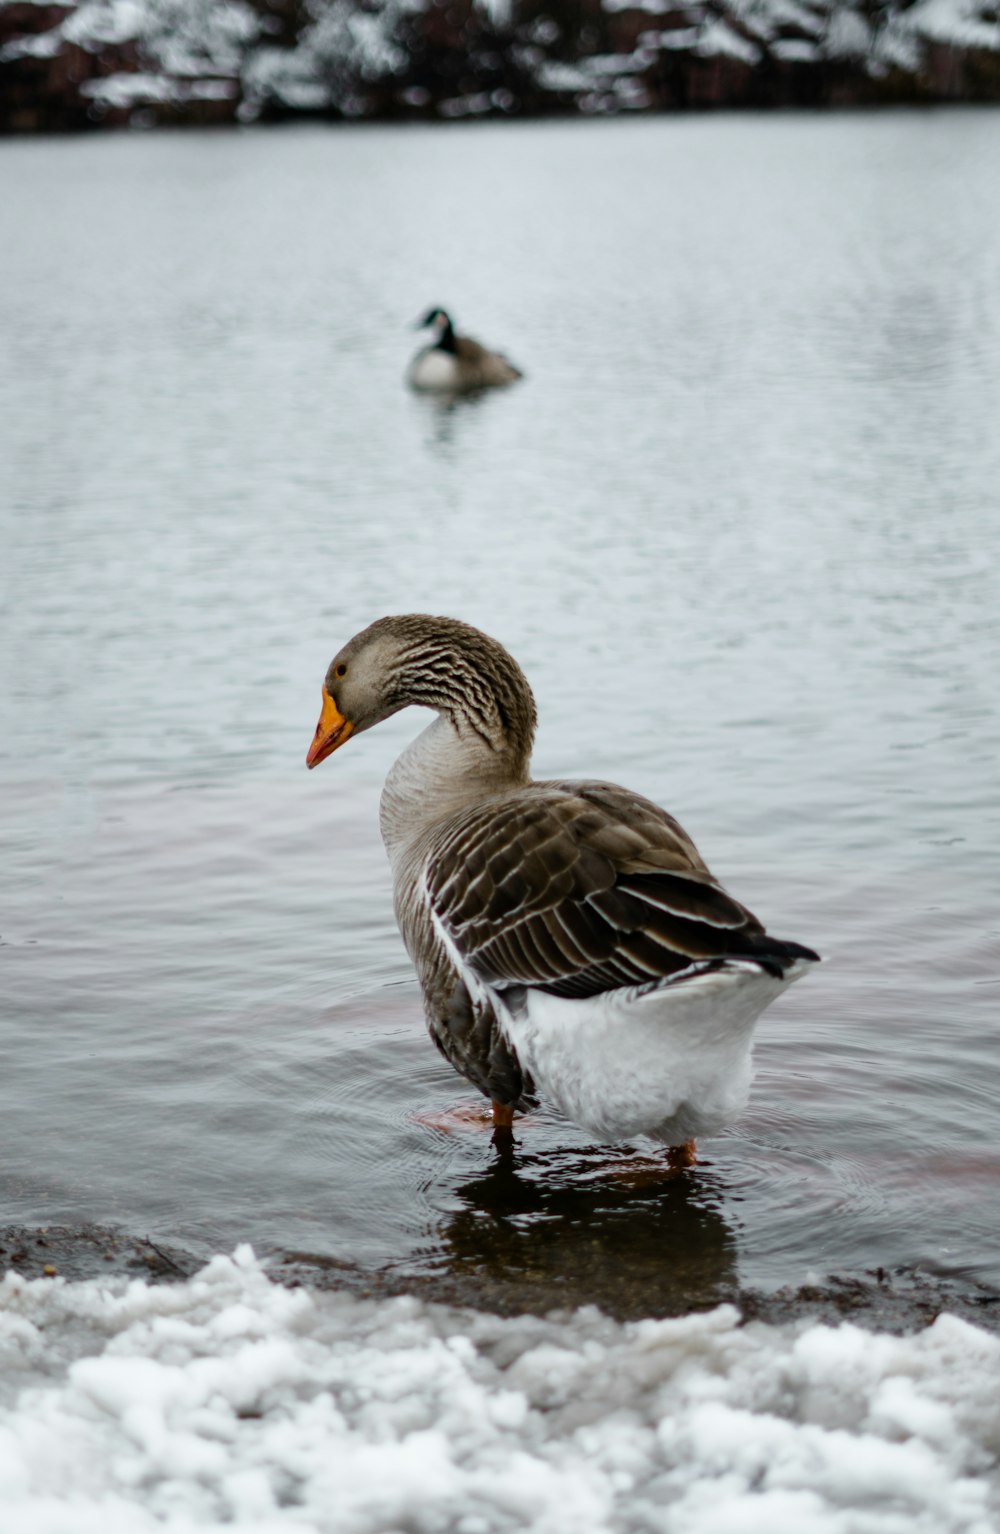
0,1247,998,1533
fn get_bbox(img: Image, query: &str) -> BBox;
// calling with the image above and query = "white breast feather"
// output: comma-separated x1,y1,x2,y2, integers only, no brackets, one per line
408,349,461,391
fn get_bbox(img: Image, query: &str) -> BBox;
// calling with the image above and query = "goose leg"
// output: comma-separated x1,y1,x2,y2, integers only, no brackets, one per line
491,1099,515,1150
491,1101,515,1130
667,1139,697,1169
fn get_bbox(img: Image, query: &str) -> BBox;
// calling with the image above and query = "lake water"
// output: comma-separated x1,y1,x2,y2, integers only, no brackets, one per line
2,110,998,1312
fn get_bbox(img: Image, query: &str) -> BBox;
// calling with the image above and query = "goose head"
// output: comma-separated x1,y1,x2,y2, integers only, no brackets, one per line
305,614,536,774
415,307,455,344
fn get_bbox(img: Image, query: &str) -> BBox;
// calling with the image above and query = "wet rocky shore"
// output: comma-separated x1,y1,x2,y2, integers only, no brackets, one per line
6,1221,1000,1337
2,0,999,134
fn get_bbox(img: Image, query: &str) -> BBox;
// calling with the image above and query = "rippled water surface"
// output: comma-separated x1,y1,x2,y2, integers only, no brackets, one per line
2,112,998,1308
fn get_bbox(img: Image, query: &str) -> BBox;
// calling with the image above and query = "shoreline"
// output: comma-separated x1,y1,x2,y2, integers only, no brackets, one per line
5,1222,999,1336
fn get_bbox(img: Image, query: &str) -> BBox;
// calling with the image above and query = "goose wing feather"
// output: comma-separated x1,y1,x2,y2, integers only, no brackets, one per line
426,781,789,1000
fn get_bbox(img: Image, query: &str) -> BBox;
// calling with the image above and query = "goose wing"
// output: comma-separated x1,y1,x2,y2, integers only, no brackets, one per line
454,335,522,384
425,781,804,1000
454,335,490,364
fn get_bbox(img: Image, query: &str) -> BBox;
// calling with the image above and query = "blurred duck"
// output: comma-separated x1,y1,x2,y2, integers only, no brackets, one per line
407,308,522,393
306,615,820,1156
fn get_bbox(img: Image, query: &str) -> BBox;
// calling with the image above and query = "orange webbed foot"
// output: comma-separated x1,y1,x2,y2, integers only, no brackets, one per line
410,1100,524,1139
589,1140,698,1187
410,1102,492,1134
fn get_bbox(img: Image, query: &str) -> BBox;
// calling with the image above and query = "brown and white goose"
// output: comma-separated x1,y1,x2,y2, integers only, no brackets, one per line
306,615,819,1150
407,308,522,393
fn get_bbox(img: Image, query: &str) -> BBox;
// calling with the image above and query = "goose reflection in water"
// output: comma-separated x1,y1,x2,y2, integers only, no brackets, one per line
422,1144,739,1320
411,383,495,452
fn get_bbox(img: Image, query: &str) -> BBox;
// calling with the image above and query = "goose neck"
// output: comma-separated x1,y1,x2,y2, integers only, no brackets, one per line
379,714,525,866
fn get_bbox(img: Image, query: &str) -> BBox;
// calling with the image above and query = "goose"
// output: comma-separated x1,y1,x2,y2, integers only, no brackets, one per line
407,308,522,392
306,615,819,1153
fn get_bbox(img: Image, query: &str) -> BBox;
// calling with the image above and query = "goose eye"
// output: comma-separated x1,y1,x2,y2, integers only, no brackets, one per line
335,663,347,678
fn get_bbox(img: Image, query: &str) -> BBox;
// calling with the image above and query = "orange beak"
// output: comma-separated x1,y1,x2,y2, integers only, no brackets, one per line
306,687,354,769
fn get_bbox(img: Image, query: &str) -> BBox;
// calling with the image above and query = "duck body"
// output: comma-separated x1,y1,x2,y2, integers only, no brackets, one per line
407,308,522,393
307,616,819,1146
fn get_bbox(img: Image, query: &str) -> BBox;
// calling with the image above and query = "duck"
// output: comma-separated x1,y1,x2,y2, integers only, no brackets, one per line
306,615,819,1153
407,308,523,393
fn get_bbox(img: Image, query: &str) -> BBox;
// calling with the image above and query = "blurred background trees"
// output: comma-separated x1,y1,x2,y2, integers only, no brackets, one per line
2,0,998,130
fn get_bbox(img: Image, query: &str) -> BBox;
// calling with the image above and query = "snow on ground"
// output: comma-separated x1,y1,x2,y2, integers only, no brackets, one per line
0,1247,998,1533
